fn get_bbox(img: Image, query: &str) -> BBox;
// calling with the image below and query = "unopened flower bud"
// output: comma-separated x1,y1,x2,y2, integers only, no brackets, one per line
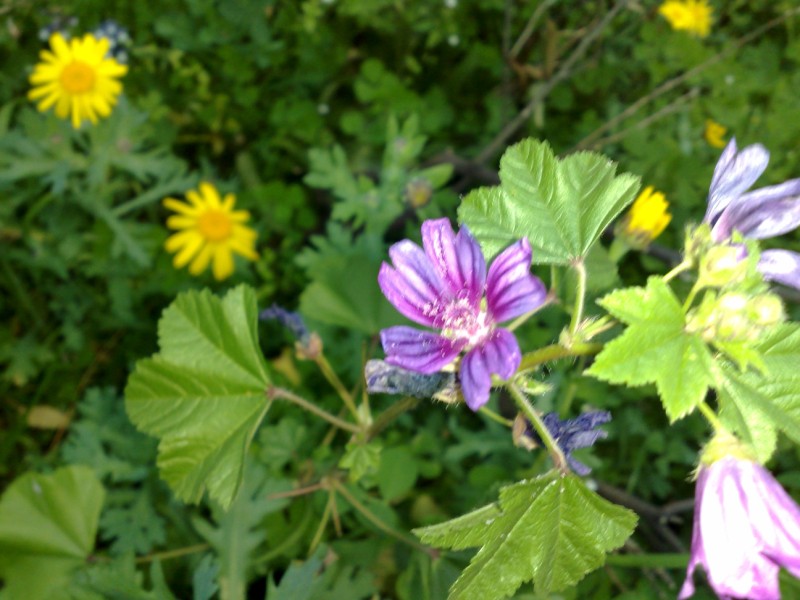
405,178,433,208
698,244,748,288
747,294,784,327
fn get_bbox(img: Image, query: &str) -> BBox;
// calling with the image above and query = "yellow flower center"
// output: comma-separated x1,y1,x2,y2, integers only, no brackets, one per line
197,210,233,242
59,61,96,94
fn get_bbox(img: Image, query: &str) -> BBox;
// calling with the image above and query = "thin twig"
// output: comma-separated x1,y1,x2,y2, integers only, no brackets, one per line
509,0,554,59
476,0,629,164
572,7,800,152
586,88,700,150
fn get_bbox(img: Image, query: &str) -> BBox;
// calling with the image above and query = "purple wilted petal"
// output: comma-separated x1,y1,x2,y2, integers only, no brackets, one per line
705,138,770,225
380,326,465,374
422,218,486,306
759,249,800,290
459,329,521,411
364,359,456,399
378,240,449,326
526,411,611,475
486,238,547,323
713,178,800,241
679,457,800,599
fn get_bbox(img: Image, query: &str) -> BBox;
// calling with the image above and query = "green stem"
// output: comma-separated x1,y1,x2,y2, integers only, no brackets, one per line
507,382,569,474
269,387,360,434
134,543,210,564
367,396,420,440
569,260,587,336
663,260,691,283
308,488,335,555
252,503,312,565
517,342,602,372
682,282,702,312
314,354,360,421
697,401,725,433
329,478,436,557
478,406,514,428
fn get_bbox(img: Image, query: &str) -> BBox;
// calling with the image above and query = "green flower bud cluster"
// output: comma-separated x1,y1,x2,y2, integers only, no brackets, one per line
686,290,784,343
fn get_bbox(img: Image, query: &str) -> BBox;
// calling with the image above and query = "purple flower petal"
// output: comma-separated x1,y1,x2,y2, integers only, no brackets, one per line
422,219,486,307
759,249,800,290
705,138,770,225
378,240,449,326
459,329,521,411
380,326,465,374
485,238,547,323
680,457,800,599
713,178,800,241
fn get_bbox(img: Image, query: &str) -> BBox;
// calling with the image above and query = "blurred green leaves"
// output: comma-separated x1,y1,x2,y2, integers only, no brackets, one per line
0,466,105,600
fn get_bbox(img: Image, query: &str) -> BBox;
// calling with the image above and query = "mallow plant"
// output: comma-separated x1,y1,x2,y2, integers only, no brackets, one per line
2,137,799,600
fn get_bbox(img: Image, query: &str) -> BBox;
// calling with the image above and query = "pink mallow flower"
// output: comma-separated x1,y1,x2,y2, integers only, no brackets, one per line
680,456,800,599
378,218,546,411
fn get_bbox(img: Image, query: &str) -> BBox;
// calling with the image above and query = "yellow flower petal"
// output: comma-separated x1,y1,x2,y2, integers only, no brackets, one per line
162,182,259,279
27,32,126,128
212,246,235,280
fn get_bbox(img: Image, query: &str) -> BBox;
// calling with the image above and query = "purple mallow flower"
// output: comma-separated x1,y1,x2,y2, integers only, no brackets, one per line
378,218,546,411
526,411,611,475
704,138,800,289
680,456,800,600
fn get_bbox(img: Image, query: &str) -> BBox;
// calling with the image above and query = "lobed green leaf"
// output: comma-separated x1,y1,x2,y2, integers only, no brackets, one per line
459,138,639,264
414,471,637,599
588,277,716,421
125,285,271,509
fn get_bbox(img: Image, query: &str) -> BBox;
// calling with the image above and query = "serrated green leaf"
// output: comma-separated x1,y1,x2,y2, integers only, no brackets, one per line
414,472,636,599
75,555,177,600
459,138,639,264
125,285,272,509
267,550,324,600
717,323,800,461
587,277,716,421
0,466,105,600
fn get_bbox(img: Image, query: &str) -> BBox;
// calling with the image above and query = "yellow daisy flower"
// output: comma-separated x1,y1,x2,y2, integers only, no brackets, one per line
618,186,672,249
704,119,727,149
28,32,128,129
164,182,259,281
658,0,713,38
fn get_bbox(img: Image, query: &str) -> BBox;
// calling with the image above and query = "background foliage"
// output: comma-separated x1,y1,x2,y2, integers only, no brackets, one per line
2,0,800,598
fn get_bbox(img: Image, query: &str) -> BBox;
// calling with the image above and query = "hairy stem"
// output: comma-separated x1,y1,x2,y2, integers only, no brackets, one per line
518,342,602,372
314,354,360,421
269,387,361,434
569,259,587,336
507,381,569,474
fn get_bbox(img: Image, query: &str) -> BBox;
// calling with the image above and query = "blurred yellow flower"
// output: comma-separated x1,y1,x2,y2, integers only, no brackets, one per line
620,186,672,248
28,33,127,129
164,182,259,281
704,119,727,149
658,0,712,38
